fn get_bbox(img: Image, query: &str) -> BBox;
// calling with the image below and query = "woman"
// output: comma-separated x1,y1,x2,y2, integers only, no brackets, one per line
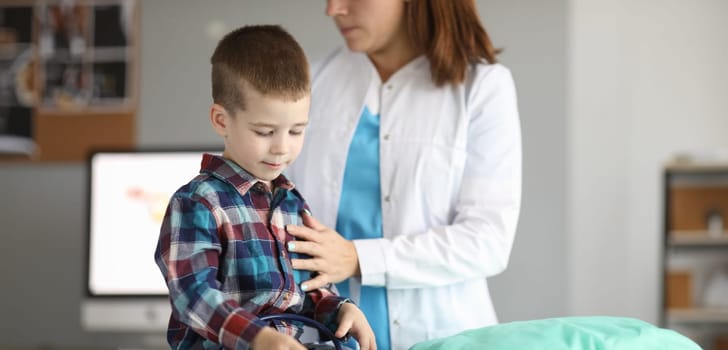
287,1,521,349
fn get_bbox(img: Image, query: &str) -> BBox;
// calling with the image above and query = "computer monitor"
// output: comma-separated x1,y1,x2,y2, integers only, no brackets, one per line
82,149,219,333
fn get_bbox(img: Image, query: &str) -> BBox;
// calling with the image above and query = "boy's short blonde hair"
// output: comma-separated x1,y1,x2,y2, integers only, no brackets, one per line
210,25,310,113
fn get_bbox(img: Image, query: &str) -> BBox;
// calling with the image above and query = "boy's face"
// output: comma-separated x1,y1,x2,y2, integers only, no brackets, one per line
211,87,309,187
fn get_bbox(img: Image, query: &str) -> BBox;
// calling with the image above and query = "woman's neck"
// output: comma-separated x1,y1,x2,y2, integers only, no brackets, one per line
367,31,421,83
369,52,419,83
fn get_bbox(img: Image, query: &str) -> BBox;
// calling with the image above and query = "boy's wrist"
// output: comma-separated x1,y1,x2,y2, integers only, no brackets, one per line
219,310,267,349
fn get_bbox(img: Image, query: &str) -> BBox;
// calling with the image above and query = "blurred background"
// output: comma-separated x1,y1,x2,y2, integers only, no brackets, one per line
1,0,727,349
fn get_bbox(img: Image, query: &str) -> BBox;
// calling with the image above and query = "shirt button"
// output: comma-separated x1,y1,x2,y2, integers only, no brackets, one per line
383,134,390,141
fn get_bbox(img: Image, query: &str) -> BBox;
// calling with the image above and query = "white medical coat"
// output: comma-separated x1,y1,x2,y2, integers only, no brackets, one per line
288,48,522,350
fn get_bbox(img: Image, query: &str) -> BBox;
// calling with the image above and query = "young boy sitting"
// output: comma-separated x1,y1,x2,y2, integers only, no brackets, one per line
154,25,375,350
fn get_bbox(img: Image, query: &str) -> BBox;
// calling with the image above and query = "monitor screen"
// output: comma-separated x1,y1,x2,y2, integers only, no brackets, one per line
83,149,219,333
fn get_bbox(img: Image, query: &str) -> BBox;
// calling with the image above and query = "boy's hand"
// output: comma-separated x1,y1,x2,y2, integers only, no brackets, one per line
336,302,377,350
251,327,306,350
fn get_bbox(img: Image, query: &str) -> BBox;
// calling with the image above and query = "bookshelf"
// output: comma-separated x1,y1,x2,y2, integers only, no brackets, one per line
662,161,728,350
0,0,138,161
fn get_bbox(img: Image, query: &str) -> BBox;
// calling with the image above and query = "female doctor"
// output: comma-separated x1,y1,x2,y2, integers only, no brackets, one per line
286,0,522,349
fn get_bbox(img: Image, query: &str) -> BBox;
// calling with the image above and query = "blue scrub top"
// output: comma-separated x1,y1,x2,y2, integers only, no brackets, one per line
335,106,391,350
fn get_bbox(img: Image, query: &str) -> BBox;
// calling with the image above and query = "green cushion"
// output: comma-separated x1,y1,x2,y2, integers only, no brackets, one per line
409,316,701,350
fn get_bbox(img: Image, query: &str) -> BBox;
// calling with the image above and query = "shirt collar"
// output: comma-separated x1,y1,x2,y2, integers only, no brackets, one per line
199,153,295,195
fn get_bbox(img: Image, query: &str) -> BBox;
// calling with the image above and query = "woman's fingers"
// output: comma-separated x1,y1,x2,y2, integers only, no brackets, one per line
290,257,323,271
287,213,360,284
301,209,326,230
289,254,330,288
285,224,320,242
286,240,320,256
289,238,358,283
290,267,330,291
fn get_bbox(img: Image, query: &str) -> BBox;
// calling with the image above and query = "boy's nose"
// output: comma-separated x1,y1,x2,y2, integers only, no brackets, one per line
326,0,348,17
270,137,288,155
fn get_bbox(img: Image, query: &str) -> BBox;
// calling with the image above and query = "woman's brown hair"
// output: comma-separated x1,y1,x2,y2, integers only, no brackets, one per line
407,0,499,86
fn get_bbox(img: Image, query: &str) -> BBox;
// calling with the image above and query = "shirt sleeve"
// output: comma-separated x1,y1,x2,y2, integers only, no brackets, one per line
355,64,522,289
301,286,350,333
154,194,267,348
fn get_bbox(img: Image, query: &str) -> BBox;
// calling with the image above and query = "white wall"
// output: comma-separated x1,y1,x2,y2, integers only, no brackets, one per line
568,0,728,322
479,0,569,322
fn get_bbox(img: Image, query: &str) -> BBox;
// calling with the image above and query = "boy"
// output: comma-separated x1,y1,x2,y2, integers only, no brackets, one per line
154,25,375,350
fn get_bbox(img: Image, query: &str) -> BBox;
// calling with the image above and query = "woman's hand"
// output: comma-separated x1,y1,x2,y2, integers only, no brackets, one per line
286,212,360,290
336,302,377,350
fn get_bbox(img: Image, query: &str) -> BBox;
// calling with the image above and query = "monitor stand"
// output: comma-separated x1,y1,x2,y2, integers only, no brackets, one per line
82,298,170,349
116,333,167,350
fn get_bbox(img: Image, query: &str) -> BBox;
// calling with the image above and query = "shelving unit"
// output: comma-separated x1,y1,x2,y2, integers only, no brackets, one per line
669,233,728,247
0,0,138,162
667,308,728,324
662,162,728,350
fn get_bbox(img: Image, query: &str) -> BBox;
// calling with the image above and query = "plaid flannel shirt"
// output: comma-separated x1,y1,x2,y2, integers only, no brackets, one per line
155,154,348,350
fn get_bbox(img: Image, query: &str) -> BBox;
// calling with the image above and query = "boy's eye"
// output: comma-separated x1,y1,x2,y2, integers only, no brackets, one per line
254,130,274,136
290,129,305,136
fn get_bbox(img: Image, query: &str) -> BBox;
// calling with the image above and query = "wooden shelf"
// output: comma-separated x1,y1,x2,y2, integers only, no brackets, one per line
662,164,728,350
667,308,728,324
669,232,728,246
666,162,728,173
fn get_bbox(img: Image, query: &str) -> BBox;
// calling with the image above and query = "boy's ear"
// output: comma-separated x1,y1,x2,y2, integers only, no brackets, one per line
209,103,229,137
